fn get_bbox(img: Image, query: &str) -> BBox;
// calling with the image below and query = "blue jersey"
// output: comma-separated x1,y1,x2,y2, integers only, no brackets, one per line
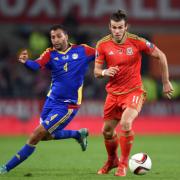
25,44,95,105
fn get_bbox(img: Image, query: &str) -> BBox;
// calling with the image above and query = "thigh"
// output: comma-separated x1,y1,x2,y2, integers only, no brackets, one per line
121,107,138,124
120,106,139,130
41,104,78,134
104,94,123,121
40,108,51,124
40,98,53,124
123,89,146,112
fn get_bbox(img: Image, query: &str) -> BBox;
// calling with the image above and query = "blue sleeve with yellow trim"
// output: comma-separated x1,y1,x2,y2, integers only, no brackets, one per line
25,48,52,70
25,60,40,71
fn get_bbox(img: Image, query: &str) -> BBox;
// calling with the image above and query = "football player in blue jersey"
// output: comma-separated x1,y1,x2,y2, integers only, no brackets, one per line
0,24,95,174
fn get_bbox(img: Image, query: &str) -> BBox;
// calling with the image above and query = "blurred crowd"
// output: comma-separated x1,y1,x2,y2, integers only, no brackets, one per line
0,13,107,100
0,12,179,101
0,43,107,100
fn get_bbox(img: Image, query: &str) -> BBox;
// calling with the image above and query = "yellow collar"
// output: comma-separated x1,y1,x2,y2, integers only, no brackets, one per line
58,44,72,54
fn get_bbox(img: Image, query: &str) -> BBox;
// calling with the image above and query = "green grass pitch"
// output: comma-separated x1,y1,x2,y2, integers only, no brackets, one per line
0,135,180,180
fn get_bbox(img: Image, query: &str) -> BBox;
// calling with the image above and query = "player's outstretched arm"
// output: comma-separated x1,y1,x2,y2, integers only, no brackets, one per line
18,49,40,71
150,47,174,99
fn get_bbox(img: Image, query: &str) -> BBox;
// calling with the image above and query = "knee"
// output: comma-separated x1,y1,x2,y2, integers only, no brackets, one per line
27,128,47,145
120,118,132,131
102,128,114,139
41,134,53,141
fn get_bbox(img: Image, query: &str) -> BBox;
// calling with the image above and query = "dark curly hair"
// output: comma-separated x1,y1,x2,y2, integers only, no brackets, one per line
50,24,68,35
110,10,128,25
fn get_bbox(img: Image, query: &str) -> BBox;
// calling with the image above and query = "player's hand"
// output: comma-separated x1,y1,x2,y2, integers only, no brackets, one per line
18,49,29,64
163,80,174,99
104,66,119,77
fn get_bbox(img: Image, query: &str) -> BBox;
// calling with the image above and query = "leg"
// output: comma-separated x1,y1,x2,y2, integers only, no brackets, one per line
41,107,88,151
102,119,119,160
97,119,119,174
42,128,89,151
27,124,49,145
42,130,80,141
0,125,48,174
120,107,138,165
115,107,138,176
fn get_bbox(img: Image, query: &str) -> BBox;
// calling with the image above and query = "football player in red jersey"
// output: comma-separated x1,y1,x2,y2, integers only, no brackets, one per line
94,10,173,176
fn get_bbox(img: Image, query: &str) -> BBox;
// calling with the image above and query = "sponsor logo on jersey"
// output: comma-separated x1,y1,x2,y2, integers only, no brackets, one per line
126,47,133,55
45,120,49,125
146,41,154,48
119,49,123,54
50,114,58,121
62,55,69,60
54,57,59,61
72,53,78,59
108,51,114,55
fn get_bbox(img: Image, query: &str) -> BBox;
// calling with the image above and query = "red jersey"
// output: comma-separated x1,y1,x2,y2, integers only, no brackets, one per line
95,32,155,94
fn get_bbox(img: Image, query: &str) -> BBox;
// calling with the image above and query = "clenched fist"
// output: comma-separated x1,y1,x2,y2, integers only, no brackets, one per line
18,49,29,64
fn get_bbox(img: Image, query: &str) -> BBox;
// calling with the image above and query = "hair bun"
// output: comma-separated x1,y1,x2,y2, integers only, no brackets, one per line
117,9,126,15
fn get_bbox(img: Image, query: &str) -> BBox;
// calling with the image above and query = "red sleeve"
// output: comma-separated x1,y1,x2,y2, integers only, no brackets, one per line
95,43,105,64
137,38,156,54
81,44,95,56
35,48,51,68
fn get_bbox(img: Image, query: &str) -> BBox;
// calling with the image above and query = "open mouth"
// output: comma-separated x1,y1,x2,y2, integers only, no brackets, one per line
55,44,61,48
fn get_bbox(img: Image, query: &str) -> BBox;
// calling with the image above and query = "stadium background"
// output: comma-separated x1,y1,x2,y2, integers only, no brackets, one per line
0,0,179,135
0,1,180,180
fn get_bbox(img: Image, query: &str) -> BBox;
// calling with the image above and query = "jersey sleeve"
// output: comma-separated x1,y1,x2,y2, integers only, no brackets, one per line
25,60,40,71
81,44,95,62
95,43,105,64
35,48,51,68
137,37,156,54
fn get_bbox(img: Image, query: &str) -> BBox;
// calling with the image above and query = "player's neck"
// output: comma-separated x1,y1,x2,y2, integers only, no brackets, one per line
112,32,127,44
61,43,71,52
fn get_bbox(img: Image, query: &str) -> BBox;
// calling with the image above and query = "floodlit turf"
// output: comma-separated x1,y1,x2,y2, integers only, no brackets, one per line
0,135,180,180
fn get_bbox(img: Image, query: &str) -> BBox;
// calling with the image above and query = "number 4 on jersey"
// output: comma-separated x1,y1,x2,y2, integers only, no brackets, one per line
63,63,68,72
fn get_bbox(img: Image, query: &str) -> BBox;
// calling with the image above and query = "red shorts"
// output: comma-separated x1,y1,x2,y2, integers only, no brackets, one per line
103,89,146,121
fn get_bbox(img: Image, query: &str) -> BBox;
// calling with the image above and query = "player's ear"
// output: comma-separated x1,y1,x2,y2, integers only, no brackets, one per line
125,23,129,31
65,34,68,41
109,23,111,31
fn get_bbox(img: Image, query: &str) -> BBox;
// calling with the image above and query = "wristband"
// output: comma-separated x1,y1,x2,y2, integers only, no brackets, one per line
102,69,106,76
